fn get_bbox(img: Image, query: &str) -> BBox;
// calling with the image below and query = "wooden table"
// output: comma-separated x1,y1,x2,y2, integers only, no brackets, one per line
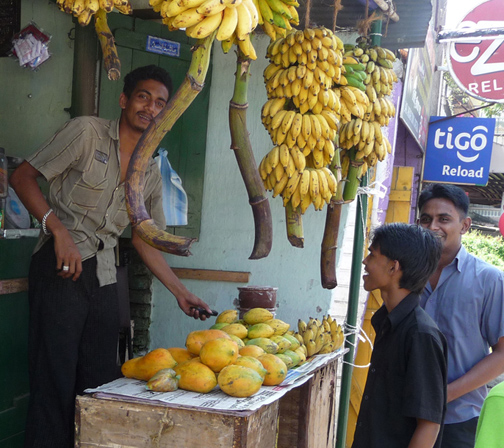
75,352,343,448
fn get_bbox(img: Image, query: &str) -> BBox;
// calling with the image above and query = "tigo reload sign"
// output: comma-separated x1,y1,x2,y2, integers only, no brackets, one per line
424,116,495,185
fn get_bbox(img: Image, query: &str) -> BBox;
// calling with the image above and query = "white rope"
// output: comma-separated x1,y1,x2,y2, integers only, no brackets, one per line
341,320,374,369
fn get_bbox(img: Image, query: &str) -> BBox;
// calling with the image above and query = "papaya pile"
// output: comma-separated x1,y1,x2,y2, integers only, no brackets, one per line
121,307,345,398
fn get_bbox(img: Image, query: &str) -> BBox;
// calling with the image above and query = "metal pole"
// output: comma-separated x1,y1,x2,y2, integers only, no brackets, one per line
335,21,381,448
335,175,368,448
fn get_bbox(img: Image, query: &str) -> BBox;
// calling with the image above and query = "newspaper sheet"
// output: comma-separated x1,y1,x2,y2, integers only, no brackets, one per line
84,349,346,413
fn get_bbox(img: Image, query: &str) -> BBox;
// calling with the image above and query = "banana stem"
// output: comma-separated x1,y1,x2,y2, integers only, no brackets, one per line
125,33,216,256
342,148,364,202
320,146,343,289
285,201,304,248
94,9,121,81
229,45,273,260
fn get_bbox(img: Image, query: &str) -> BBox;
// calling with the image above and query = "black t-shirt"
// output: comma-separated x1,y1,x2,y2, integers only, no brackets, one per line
352,293,448,448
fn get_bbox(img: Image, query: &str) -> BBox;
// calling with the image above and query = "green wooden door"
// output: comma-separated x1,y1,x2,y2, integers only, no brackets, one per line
0,238,38,448
98,13,212,239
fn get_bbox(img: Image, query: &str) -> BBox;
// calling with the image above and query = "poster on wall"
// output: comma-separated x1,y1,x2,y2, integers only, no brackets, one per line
423,116,496,185
400,22,437,151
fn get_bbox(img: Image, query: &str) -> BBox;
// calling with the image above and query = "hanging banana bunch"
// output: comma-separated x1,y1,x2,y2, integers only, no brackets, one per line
55,0,131,79
258,27,344,220
255,0,300,41
154,0,259,60
330,40,398,202
55,0,132,26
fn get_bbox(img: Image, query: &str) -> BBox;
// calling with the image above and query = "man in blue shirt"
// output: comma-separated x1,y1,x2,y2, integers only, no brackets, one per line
418,183,504,448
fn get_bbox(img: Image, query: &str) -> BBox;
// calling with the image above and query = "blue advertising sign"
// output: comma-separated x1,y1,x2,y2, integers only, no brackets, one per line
423,116,496,185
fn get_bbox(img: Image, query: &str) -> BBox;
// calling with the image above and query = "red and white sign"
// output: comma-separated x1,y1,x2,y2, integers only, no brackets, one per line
448,0,504,103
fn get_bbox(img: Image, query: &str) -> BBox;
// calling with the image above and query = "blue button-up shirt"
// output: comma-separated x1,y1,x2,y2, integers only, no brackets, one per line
420,245,504,424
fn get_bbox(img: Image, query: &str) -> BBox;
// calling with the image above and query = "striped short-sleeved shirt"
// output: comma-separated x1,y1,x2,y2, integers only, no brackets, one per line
28,116,166,286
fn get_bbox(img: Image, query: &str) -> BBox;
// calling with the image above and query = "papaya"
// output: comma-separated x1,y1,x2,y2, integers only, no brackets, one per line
228,334,245,348
239,345,266,358
258,353,288,386
243,308,274,325
233,356,268,379
210,323,229,330
215,309,238,324
222,323,248,339
199,338,239,373
167,347,196,364
276,353,294,369
146,368,180,392
174,360,218,393
264,318,290,335
283,334,301,351
246,337,278,354
283,349,302,367
185,329,231,355
121,348,177,381
269,335,292,354
218,365,263,397
247,323,275,339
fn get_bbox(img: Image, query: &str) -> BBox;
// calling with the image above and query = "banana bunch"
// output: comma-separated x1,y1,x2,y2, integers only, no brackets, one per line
339,118,391,172
296,315,344,357
56,0,132,25
155,0,259,59
258,27,344,213
256,0,300,41
344,43,398,126
337,85,370,124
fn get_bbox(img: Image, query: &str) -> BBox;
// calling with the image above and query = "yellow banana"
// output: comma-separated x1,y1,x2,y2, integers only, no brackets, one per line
242,0,259,29
216,5,238,41
301,113,312,140
171,7,206,28
235,2,253,40
196,0,226,15
309,169,319,202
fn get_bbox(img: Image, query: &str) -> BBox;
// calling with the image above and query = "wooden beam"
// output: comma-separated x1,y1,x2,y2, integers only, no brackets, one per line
171,268,250,283
0,269,250,296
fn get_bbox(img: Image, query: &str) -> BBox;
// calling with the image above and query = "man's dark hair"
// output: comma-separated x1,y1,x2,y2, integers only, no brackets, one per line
123,65,173,99
418,183,469,217
370,223,442,295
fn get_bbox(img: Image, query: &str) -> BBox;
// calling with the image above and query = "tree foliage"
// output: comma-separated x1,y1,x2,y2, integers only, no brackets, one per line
463,230,504,271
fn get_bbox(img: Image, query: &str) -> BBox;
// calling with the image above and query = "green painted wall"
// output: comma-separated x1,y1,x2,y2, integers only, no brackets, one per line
0,1,74,159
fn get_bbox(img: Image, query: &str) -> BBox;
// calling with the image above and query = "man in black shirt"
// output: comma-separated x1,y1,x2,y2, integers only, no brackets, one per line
352,223,448,448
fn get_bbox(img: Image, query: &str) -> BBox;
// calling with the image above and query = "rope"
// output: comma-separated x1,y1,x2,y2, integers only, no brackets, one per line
304,0,311,29
341,321,374,369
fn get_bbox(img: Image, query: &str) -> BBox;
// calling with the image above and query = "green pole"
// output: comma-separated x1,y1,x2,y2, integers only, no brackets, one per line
335,175,368,448
334,20,382,448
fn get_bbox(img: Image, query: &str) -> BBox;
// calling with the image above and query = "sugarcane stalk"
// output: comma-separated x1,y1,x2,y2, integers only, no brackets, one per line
125,33,216,256
285,201,303,248
94,9,121,81
229,44,273,260
321,146,344,289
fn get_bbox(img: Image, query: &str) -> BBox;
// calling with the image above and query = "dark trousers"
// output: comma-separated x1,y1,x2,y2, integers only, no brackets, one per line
441,417,479,448
24,242,121,448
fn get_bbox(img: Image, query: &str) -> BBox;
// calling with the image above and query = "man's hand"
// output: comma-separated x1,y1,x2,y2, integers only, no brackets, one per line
176,292,214,321
53,227,82,281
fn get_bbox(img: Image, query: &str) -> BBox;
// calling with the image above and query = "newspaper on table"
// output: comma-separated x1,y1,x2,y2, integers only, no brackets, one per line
85,348,346,413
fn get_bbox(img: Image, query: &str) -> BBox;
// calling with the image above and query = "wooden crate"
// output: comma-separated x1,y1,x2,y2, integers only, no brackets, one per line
75,396,279,448
278,356,339,448
76,354,341,448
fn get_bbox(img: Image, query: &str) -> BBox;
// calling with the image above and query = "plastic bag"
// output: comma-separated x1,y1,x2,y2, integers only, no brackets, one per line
154,149,188,226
